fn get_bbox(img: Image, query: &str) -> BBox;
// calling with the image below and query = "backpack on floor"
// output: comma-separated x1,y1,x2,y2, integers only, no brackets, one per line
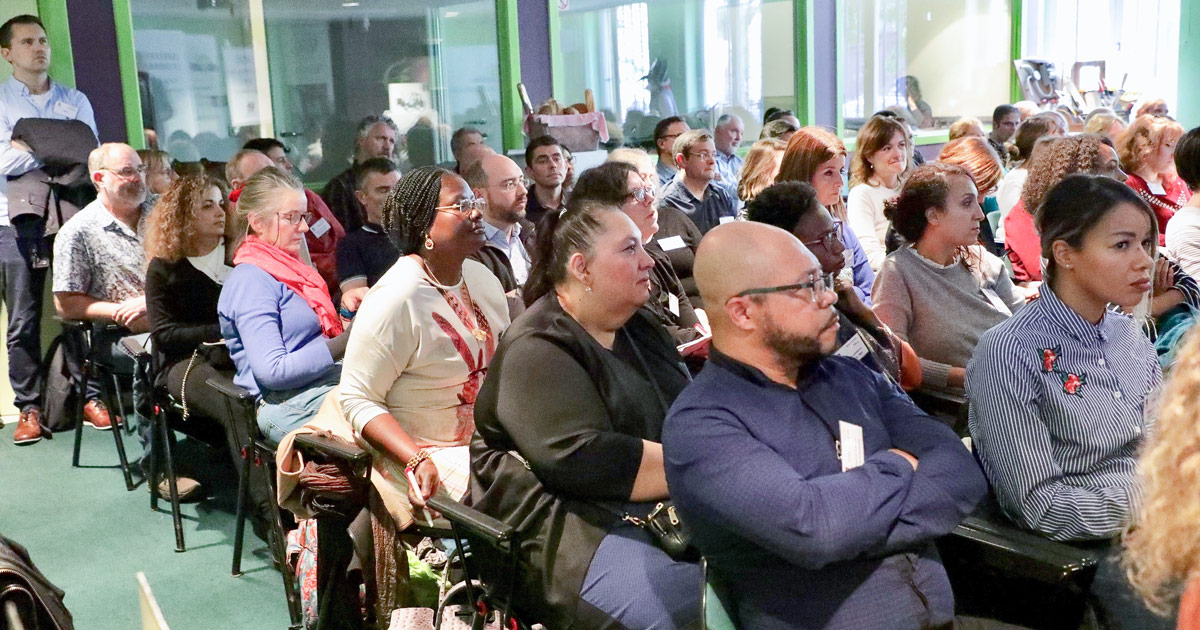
39,331,85,432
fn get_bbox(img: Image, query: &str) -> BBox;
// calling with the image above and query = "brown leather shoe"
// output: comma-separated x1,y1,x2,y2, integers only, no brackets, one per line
12,408,43,445
154,476,204,503
82,399,113,431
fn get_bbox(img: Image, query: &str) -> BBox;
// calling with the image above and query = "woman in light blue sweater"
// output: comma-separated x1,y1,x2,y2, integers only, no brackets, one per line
872,163,1024,391
218,167,351,444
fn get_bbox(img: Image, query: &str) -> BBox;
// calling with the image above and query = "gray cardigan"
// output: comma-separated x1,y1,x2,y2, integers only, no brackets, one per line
872,245,1023,388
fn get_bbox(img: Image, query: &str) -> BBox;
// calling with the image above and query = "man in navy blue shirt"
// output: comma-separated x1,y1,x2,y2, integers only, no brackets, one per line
657,130,739,234
663,222,986,630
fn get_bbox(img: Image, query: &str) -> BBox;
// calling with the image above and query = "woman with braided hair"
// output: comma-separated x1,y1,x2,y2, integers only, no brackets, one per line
336,165,509,523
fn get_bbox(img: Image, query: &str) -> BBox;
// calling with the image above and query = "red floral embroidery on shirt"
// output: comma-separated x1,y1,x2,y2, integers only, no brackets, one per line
1040,346,1060,372
1060,371,1087,396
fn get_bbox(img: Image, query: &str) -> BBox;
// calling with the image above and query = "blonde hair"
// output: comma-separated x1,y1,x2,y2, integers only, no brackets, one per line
948,117,985,141
778,126,848,220
1084,111,1127,141
737,139,786,203
1124,327,1200,613
237,166,304,235
937,136,1003,195
672,130,713,160
607,147,657,188
849,116,908,188
1117,115,1185,174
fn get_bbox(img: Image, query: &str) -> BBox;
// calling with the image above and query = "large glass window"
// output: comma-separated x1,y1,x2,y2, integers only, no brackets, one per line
838,0,1012,135
1021,0,1179,117
557,0,794,147
130,0,505,180
263,0,505,181
130,0,260,161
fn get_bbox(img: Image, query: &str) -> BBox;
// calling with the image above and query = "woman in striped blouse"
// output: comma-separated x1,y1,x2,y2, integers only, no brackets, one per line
967,174,1171,629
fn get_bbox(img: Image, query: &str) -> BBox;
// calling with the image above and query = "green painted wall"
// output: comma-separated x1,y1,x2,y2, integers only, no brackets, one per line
1179,0,1199,129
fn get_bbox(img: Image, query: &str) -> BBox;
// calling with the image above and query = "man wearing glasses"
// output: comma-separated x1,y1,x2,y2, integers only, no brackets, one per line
663,221,986,630
653,116,689,192
658,130,739,234
2,14,99,445
464,154,534,316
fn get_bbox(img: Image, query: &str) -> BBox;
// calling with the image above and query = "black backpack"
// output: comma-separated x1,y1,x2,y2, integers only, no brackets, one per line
39,330,85,433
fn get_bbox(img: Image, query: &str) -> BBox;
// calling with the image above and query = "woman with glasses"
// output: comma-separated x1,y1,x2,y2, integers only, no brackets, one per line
218,167,352,444
472,199,701,630
873,163,1023,392
137,148,178,201
572,160,703,344
335,166,509,527
608,147,706,308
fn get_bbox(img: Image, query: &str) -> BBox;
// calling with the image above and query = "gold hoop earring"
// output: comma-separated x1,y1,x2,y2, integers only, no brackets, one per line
425,236,435,251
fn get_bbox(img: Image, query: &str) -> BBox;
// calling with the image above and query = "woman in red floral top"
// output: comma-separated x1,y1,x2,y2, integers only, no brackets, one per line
1118,114,1190,242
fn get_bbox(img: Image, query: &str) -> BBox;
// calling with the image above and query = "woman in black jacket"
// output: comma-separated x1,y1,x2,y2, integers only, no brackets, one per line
144,175,238,470
472,200,702,630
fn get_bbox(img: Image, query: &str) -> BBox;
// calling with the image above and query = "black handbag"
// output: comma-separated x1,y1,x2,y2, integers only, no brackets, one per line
619,501,698,562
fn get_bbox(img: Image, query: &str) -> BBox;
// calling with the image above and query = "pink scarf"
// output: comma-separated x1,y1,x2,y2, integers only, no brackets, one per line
234,234,344,337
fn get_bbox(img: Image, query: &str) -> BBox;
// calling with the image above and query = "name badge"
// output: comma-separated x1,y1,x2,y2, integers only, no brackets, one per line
668,293,680,316
52,101,78,118
834,331,870,360
719,216,736,225
657,235,686,251
1147,181,1167,195
309,217,331,238
838,421,865,471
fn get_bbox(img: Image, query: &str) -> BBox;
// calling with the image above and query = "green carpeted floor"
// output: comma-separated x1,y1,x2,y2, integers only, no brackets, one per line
0,417,292,629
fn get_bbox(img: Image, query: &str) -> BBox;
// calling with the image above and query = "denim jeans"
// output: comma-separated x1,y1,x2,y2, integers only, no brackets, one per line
256,373,339,446
0,226,49,411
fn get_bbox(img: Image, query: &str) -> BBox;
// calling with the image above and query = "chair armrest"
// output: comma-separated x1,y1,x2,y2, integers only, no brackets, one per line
119,336,151,361
205,375,254,402
294,432,371,468
946,503,1101,584
426,495,514,546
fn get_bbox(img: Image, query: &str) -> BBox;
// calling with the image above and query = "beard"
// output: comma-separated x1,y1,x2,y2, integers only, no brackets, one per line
762,311,830,377
114,180,147,206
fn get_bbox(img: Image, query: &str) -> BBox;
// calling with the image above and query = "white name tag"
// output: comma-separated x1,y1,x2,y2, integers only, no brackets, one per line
668,292,680,316
834,331,870,360
53,100,78,118
839,421,865,471
309,217,331,238
657,235,686,251
1147,181,1167,195
719,216,736,225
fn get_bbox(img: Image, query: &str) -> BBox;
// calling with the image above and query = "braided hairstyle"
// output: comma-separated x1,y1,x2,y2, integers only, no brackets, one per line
381,166,452,255
524,200,623,307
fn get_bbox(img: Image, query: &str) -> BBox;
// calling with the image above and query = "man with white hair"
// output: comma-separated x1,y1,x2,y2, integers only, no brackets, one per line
321,114,398,233
712,113,745,184
53,142,202,499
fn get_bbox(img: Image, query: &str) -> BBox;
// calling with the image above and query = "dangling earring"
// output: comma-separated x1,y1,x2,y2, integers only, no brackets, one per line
425,236,435,251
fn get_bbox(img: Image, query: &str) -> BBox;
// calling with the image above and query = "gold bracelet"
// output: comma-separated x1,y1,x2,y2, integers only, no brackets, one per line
405,448,431,473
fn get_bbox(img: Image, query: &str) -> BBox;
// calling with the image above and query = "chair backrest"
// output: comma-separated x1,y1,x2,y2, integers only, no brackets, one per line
987,209,1002,235
136,572,170,630
701,558,738,630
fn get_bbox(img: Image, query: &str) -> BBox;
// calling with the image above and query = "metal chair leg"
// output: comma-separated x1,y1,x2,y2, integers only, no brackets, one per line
266,468,303,630
103,370,135,491
157,406,185,552
71,355,90,468
232,446,252,576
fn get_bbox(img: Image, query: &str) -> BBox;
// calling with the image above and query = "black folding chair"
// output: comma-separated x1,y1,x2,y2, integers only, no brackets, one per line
63,320,135,491
206,375,303,630
425,494,520,630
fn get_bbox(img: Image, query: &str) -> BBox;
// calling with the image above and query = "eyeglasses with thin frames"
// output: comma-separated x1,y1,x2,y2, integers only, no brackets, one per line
101,165,147,179
733,273,835,304
801,221,844,251
435,197,487,218
626,186,655,203
276,211,310,226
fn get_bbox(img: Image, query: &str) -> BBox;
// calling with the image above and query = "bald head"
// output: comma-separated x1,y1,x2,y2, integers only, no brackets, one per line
458,142,496,174
227,149,274,189
695,222,821,311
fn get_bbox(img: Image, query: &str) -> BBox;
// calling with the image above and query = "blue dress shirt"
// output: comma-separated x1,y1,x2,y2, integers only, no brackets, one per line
967,286,1161,541
482,220,531,285
840,221,876,306
713,150,744,187
665,351,986,630
0,77,97,225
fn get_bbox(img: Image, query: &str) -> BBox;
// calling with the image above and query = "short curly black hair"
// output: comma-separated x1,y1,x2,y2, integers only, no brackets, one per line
745,181,821,233
1176,126,1200,192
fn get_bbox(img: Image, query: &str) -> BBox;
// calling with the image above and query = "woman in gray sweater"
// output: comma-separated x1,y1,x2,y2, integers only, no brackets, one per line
873,163,1025,390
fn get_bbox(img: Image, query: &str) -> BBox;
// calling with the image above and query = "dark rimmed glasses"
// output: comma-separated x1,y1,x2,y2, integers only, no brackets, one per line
734,273,835,304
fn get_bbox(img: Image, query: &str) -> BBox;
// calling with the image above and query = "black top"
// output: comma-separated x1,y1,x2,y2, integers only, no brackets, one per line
320,166,365,234
645,243,701,344
470,294,691,629
652,205,704,307
335,223,399,288
145,256,230,387
525,185,564,227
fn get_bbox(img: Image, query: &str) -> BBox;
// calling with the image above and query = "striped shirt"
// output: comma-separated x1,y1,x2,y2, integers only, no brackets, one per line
966,285,1161,541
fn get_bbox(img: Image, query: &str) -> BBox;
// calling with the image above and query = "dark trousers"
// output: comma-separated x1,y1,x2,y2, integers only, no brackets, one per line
1090,543,1176,630
87,327,151,471
0,226,49,412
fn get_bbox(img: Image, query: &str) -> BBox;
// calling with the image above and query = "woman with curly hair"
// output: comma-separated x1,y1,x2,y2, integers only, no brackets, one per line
144,174,234,499
1118,115,1190,238
1003,134,1124,283
1124,327,1200,627
996,115,1062,242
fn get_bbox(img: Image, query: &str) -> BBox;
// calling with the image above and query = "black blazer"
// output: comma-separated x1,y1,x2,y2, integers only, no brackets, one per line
470,294,691,629
145,256,231,388
7,118,99,234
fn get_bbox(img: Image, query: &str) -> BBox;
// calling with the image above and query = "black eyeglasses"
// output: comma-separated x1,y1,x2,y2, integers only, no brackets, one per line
734,273,835,304
801,221,844,251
